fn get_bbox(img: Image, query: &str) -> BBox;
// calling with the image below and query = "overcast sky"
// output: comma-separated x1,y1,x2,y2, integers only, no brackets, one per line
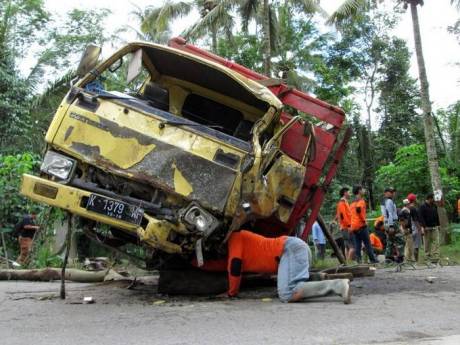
43,0,459,113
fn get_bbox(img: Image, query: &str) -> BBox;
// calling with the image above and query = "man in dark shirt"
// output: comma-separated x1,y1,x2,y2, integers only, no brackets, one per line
14,214,39,265
407,193,422,262
418,193,440,264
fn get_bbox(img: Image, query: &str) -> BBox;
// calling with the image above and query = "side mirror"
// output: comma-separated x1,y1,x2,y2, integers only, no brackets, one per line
76,44,102,78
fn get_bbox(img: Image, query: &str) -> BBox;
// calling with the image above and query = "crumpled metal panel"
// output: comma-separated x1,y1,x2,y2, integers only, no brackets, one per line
54,110,236,214
130,140,236,213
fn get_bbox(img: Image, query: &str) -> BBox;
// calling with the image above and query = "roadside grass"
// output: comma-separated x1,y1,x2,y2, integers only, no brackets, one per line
440,224,460,264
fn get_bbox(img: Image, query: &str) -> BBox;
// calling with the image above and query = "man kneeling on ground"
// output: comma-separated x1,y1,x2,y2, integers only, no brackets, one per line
227,230,351,303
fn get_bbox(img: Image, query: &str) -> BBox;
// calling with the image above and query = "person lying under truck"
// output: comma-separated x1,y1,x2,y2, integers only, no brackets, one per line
226,230,351,303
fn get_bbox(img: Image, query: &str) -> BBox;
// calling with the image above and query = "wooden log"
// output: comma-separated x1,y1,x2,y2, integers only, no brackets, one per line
309,272,354,281
317,214,346,265
324,272,354,281
0,268,123,282
321,265,376,278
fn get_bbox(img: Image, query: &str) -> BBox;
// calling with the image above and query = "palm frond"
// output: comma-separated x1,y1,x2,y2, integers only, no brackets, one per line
30,70,75,111
183,0,234,39
140,7,162,34
155,1,193,32
292,0,327,17
451,0,460,10
327,0,369,26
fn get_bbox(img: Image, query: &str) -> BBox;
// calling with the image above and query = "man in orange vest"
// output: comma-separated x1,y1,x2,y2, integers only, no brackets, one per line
336,187,354,261
227,230,351,303
370,232,384,255
457,195,460,222
374,215,387,250
350,185,377,264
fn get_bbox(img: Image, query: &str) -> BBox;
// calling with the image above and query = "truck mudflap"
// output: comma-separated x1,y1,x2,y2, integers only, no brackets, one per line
21,174,185,253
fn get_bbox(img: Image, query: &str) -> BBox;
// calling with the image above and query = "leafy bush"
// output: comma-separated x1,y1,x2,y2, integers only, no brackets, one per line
0,152,43,258
0,153,42,231
375,144,460,216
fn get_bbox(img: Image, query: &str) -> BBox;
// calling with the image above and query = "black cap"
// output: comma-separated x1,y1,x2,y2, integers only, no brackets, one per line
384,187,396,192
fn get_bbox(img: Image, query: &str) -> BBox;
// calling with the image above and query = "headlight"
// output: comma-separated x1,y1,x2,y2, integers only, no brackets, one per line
181,203,219,237
40,151,76,181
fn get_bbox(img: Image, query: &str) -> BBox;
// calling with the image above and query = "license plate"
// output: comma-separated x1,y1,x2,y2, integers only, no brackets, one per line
86,194,144,225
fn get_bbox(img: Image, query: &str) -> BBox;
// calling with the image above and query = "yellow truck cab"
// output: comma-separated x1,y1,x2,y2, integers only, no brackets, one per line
21,42,311,261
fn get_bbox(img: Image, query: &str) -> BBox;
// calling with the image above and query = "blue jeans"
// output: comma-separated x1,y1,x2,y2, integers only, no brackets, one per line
277,237,310,302
354,226,376,263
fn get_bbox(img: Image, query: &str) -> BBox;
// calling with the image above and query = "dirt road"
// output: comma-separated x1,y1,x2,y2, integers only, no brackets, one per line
0,265,459,345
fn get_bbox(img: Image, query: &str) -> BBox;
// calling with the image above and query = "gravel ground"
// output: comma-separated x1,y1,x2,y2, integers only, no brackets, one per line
0,265,459,345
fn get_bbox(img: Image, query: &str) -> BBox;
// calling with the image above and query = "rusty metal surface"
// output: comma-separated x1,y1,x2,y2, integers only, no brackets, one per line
63,112,237,214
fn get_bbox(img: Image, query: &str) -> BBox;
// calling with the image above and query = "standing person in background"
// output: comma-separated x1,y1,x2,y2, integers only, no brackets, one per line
14,214,40,265
457,195,460,223
407,193,422,262
400,199,415,262
312,221,326,260
336,187,354,261
350,185,378,264
418,193,440,264
382,187,405,263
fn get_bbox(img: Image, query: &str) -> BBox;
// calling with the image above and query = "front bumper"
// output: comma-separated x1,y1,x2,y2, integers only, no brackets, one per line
20,174,184,253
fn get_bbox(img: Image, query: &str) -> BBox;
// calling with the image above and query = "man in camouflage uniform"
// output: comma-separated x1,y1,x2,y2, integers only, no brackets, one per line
381,188,405,263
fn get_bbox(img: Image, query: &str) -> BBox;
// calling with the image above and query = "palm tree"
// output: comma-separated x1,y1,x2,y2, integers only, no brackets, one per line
329,0,455,243
137,0,236,52
138,1,193,43
183,0,236,52
238,0,323,76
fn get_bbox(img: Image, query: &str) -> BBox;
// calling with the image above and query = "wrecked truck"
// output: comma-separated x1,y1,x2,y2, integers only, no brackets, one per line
21,38,350,266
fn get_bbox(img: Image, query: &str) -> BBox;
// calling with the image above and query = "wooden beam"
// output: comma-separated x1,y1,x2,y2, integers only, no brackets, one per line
317,213,346,265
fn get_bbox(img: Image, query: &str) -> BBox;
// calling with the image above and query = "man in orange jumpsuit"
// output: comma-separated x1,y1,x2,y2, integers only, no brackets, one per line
350,185,377,264
227,230,351,303
336,187,354,261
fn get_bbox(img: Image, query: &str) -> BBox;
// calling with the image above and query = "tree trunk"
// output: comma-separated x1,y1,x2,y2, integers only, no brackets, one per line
0,268,123,282
455,111,460,167
211,24,217,53
262,0,271,76
409,1,450,243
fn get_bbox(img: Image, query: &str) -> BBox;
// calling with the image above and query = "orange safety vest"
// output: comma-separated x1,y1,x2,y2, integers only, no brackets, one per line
336,199,351,230
350,198,367,231
370,233,383,251
374,215,384,229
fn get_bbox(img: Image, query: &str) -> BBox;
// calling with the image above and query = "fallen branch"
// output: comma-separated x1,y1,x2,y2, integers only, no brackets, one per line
0,268,124,282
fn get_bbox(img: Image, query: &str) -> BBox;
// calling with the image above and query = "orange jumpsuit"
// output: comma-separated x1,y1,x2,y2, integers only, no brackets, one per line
227,231,286,297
